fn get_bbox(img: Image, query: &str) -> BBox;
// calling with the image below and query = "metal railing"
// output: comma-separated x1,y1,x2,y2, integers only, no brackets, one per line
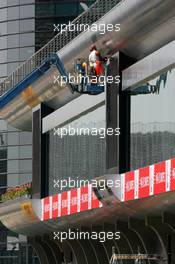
0,0,121,96
109,247,164,264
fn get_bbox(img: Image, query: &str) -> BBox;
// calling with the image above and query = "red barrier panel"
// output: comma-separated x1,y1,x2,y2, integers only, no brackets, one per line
41,158,175,221
42,184,102,221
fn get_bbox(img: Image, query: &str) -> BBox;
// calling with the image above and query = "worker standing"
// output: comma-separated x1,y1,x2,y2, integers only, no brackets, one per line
89,45,104,76
95,50,104,76
89,45,98,75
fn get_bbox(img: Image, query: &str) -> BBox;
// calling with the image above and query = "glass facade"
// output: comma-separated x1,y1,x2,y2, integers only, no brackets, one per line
35,0,95,50
0,119,32,195
0,1,96,261
130,69,175,170
0,0,95,80
0,0,97,195
0,1,35,261
49,105,106,194
0,119,32,264
0,1,35,82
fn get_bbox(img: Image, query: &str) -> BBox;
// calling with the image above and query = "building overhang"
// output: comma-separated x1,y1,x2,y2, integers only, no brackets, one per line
0,197,50,236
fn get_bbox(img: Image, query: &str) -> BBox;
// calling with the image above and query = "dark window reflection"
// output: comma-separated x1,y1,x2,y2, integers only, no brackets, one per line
35,1,95,51
130,69,175,170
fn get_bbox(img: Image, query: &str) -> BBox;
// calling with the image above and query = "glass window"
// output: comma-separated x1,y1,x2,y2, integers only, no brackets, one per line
55,3,79,16
0,50,7,63
8,160,19,174
19,159,32,173
7,48,19,62
0,36,7,50
20,33,35,47
7,34,19,48
19,46,34,60
130,69,175,170
20,5,35,19
20,0,34,3
0,0,7,8
0,22,7,35
8,6,19,20
19,146,32,159
0,174,7,194
0,8,7,22
35,18,54,32
19,132,32,145
8,0,19,6
8,132,19,145
0,133,7,146
0,160,7,174
0,64,7,77
20,19,35,32
8,146,19,159
0,147,7,159
7,173,19,187
36,4,55,17
7,62,20,74
7,21,20,34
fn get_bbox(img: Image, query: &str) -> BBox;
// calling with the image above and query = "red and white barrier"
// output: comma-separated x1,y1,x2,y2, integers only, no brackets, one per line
41,158,175,221
121,158,175,202
42,184,102,221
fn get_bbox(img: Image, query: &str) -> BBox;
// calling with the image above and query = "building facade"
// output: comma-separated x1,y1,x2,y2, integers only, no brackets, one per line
0,1,95,263
1,0,175,263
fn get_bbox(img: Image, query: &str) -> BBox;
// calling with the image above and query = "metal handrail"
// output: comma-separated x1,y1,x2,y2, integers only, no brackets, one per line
0,0,121,96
